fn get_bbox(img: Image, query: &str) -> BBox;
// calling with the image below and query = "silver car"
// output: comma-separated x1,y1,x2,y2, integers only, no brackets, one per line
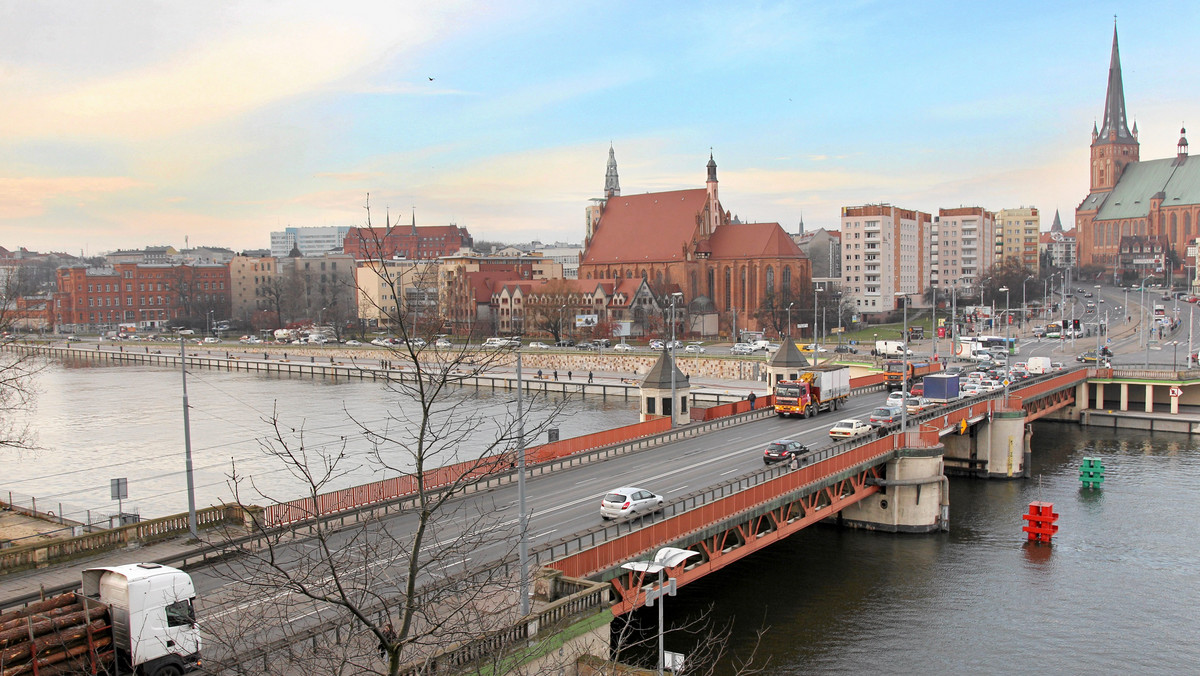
600,486,664,520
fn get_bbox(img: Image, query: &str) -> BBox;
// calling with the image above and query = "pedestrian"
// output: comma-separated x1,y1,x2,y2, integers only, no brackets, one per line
553,370,558,381
378,623,397,659
537,369,543,379
748,391,757,409
588,371,594,383
568,370,573,381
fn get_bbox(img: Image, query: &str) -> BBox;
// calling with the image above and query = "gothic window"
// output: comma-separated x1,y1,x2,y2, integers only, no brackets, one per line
690,271,698,298
782,266,792,293
724,268,731,309
766,267,775,295
1094,223,1101,246
707,269,715,299
640,270,647,279
1171,213,1179,243
1186,212,1193,240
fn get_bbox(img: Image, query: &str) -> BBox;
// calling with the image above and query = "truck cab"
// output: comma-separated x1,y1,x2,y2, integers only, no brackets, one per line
83,563,202,674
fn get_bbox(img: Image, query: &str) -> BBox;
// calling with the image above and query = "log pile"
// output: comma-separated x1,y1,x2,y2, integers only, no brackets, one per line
0,593,116,676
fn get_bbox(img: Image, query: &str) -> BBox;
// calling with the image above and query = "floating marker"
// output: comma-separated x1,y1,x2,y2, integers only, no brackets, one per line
1080,457,1105,488
1021,501,1059,543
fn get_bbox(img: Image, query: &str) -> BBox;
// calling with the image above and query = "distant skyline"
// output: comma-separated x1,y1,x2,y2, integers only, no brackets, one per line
3,1,1198,255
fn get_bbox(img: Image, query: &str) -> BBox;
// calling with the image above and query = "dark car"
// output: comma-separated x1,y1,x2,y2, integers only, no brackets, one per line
833,345,858,354
1077,351,1098,363
763,439,808,465
555,339,575,347
575,341,596,350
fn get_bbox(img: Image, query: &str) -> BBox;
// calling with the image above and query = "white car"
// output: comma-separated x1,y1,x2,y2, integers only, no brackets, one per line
961,382,983,396
345,339,362,346
203,337,219,344
435,338,452,348
684,343,706,353
802,344,829,353
613,343,635,352
649,339,665,350
885,391,907,407
731,343,754,355
829,419,874,439
527,341,550,349
600,486,664,520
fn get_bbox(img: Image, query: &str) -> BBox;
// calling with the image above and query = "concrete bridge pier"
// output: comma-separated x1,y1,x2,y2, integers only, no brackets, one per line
981,408,1028,479
840,442,949,533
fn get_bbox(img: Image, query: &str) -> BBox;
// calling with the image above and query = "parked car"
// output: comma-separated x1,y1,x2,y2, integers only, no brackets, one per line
684,343,706,353
203,336,219,343
613,343,635,352
869,405,905,426
802,344,829,353
731,343,754,355
575,341,597,351
829,419,874,439
345,339,362,346
649,339,665,350
555,339,576,347
762,439,808,465
407,338,427,348
600,486,664,520
833,344,858,354
435,338,452,348
527,341,550,349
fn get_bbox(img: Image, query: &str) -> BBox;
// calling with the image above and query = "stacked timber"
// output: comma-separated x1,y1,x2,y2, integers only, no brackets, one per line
0,593,116,676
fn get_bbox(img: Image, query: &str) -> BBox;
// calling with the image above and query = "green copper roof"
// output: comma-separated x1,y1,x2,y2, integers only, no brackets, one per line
1092,156,1200,221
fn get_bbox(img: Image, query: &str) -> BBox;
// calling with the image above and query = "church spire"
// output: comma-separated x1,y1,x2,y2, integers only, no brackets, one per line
1095,22,1136,146
410,208,417,236
604,144,620,198
1050,209,1064,233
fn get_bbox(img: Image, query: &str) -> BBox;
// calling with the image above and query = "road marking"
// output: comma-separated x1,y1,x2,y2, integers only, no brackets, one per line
535,529,557,538
720,468,740,476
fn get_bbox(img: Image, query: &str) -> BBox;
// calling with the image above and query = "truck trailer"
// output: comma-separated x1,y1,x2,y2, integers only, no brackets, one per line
922,373,961,403
773,365,851,418
0,563,201,676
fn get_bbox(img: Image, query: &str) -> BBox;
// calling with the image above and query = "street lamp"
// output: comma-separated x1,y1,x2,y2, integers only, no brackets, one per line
559,304,566,345
895,291,913,443
1141,275,1154,368
999,286,1010,403
787,301,795,338
670,292,683,429
813,284,823,353
621,547,700,676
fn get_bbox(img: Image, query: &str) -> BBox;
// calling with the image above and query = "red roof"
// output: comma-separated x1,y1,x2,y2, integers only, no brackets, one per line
582,189,708,264
708,222,806,260
466,270,523,303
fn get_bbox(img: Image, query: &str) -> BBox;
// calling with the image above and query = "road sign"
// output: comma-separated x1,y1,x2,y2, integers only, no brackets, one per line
797,323,809,328
1002,379,1011,386
1170,387,1183,398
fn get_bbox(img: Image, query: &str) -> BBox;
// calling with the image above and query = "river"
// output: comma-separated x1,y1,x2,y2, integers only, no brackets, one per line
1,360,640,522
649,423,1200,674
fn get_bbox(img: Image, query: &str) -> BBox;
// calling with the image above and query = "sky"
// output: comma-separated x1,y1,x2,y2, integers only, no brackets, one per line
2,0,1199,255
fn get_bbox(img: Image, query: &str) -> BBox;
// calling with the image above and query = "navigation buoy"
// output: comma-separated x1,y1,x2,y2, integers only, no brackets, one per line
1021,501,1059,543
1080,457,1105,489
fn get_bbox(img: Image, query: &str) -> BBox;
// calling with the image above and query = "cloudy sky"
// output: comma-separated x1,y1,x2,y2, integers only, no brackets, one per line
2,1,1198,255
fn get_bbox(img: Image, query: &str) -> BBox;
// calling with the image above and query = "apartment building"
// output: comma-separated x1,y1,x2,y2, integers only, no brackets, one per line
840,205,931,314
269,226,352,258
932,207,995,292
994,207,1041,274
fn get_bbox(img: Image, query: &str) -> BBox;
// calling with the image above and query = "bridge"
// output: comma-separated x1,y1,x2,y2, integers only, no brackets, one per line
539,366,1093,615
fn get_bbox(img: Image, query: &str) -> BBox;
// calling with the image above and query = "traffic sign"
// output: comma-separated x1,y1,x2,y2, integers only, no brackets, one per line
1170,387,1183,398
797,323,809,328
1002,379,1011,386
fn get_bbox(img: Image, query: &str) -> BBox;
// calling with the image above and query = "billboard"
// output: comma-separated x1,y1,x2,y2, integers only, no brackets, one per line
575,314,598,328
613,320,632,337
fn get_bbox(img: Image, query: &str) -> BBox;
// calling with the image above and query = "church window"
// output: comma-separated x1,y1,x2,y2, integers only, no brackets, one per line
724,268,731,309
782,266,791,291
1171,214,1178,243
1185,212,1193,240
640,270,647,279
765,267,775,295
707,269,715,299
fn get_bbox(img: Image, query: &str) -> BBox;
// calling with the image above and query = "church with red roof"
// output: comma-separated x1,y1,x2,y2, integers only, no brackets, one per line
578,148,811,336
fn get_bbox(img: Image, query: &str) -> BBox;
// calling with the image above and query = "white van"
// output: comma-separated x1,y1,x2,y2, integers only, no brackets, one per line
1026,356,1052,375
874,340,911,357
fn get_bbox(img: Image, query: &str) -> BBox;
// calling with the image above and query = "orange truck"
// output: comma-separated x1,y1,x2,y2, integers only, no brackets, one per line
773,365,851,418
884,360,939,391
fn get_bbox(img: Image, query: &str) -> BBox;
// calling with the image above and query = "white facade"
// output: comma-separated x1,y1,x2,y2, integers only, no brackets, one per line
933,208,995,292
841,205,930,314
270,226,352,258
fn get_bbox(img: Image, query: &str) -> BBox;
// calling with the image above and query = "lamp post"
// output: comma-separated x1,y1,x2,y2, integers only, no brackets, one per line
559,304,566,345
787,301,794,338
621,547,700,676
999,286,1010,403
895,291,912,443
1141,275,1154,368
670,292,683,429
515,341,529,615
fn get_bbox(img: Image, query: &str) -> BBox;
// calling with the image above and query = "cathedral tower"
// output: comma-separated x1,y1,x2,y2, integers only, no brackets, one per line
1090,24,1140,193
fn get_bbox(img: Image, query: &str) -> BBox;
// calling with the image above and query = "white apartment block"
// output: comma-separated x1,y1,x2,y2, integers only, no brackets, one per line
994,207,1041,274
932,207,995,292
840,204,931,314
270,226,352,258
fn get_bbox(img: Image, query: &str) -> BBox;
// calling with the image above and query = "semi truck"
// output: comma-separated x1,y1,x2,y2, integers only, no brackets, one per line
0,563,201,676
885,360,939,391
922,373,961,403
773,365,851,418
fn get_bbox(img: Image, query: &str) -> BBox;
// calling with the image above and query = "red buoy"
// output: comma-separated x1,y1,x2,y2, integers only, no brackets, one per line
1021,501,1059,543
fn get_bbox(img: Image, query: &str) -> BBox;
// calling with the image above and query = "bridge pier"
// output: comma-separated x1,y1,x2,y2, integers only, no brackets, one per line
840,443,948,533
981,408,1028,479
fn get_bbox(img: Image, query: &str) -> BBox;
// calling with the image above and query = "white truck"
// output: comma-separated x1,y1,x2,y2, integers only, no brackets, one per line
0,563,201,675
1026,356,1053,375
874,340,911,357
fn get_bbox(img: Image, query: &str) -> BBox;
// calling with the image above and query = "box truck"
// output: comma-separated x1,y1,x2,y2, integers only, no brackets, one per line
922,373,961,403
773,365,852,418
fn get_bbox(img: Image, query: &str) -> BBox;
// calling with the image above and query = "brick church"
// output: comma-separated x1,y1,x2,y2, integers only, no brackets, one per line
578,147,811,336
1076,25,1200,281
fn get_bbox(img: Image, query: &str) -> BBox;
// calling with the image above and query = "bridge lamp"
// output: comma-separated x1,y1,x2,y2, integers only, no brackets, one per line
999,286,1010,403
622,547,700,676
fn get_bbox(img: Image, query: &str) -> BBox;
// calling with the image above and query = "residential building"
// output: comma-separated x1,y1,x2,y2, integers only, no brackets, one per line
578,151,811,335
104,246,178,265
53,263,231,332
1040,210,1077,269
438,252,563,332
356,259,440,330
1076,25,1200,280
793,228,841,281
270,226,352,258
229,254,278,322
841,204,931,314
994,207,1041,274
933,207,994,293
493,277,660,337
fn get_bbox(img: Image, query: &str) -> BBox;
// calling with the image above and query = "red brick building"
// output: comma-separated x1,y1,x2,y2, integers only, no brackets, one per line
1076,26,1200,280
578,151,811,335
342,214,473,260
53,263,231,332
